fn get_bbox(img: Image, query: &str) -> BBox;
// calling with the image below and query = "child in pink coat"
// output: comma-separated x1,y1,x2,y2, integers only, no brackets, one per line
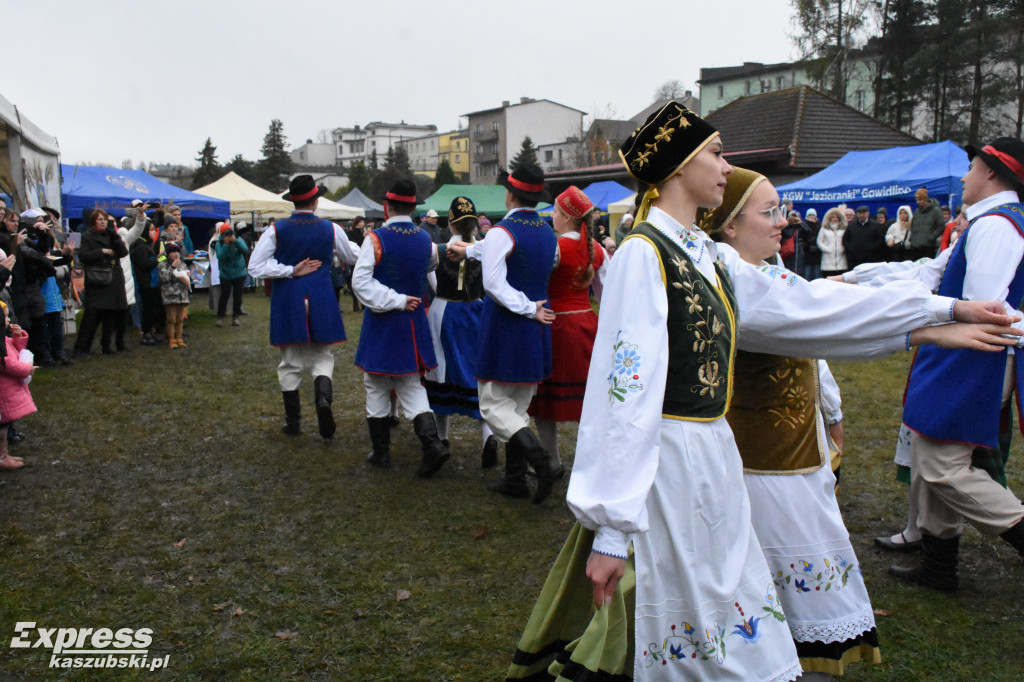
0,301,38,470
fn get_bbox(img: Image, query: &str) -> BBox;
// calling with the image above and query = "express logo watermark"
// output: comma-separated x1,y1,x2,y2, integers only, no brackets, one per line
10,622,169,671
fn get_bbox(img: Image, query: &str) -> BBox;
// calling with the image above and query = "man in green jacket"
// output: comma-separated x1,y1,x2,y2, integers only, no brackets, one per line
907,188,945,260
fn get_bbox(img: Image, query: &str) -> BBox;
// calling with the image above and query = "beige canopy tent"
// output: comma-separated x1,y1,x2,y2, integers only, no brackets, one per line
608,192,637,236
194,171,360,221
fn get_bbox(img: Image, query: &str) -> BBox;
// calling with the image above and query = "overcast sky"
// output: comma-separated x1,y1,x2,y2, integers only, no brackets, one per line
7,0,799,168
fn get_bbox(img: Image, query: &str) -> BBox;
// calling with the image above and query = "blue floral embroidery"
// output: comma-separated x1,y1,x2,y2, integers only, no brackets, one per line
775,552,860,593
757,263,800,287
643,584,784,669
608,331,644,403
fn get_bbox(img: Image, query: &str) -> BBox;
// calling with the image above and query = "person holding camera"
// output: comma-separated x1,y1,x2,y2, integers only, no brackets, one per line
214,222,249,327
72,209,129,356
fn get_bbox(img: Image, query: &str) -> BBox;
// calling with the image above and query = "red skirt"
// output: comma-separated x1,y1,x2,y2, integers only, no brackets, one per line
529,309,598,422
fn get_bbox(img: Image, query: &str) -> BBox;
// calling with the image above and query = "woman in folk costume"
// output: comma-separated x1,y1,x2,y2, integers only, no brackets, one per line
705,167,879,679
528,186,608,475
505,101,1021,682
423,196,498,467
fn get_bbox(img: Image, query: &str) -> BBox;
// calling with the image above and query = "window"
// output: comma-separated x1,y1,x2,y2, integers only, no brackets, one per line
761,80,770,93
855,90,866,111
777,76,786,89
492,121,499,131
718,85,724,97
545,150,553,162
491,143,499,153
475,123,482,133
455,154,460,163
476,144,483,155
745,81,752,95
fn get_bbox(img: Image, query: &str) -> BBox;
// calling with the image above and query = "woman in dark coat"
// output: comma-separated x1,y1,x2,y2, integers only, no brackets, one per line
73,210,129,355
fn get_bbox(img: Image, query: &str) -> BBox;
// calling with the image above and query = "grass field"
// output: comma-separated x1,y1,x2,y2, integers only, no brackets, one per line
0,292,1021,681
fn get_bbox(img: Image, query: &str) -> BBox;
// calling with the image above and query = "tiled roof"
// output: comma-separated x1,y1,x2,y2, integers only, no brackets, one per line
705,86,920,170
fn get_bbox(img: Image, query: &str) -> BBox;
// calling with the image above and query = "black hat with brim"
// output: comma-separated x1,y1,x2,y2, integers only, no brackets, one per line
383,178,418,206
283,174,328,202
500,164,551,203
965,137,1024,192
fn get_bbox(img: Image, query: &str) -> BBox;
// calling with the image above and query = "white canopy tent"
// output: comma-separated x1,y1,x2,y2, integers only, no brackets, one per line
194,171,360,221
608,192,637,236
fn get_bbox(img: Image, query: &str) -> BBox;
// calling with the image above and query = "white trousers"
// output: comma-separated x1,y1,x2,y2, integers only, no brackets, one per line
277,345,335,391
364,373,430,419
477,381,536,442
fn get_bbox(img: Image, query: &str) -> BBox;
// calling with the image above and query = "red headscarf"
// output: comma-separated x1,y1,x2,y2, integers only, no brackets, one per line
555,185,596,268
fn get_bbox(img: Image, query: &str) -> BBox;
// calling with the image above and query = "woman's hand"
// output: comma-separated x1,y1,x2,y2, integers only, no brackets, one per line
911,322,1023,351
101,248,114,257
292,258,321,277
951,300,1022,326
586,551,626,609
447,241,468,261
404,295,421,311
828,422,844,454
534,301,555,324
0,254,15,270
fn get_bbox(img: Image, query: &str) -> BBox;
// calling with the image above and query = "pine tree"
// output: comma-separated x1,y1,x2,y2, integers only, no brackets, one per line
370,146,414,201
257,119,294,192
434,159,458,191
344,160,371,196
510,137,538,172
191,137,221,189
791,0,872,100
225,154,257,183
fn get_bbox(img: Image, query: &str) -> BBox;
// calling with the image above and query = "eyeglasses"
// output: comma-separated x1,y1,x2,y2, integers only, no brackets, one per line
757,205,785,223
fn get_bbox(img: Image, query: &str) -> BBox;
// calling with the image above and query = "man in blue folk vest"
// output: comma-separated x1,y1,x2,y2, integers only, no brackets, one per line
352,179,450,478
892,137,1024,590
451,164,559,503
248,175,359,439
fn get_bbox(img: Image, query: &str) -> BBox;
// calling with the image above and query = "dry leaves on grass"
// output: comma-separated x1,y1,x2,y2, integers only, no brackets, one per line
212,603,229,612
873,608,893,617
473,526,489,540
232,607,245,617
396,589,411,602
274,631,297,640
174,538,187,548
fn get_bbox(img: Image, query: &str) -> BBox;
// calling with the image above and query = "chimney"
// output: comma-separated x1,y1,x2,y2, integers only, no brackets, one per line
520,97,531,104
502,100,510,108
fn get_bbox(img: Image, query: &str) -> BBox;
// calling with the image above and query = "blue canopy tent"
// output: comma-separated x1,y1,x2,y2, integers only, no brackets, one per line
538,180,633,216
777,141,968,219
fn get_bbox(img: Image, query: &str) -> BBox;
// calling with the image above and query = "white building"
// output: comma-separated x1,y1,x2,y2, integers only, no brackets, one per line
332,121,437,168
290,141,337,167
397,132,441,174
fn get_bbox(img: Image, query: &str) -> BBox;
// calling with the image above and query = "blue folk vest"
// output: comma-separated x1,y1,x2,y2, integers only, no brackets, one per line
354,221,437,375
903,203,1024,446
268,213,346,347
474,210,558,384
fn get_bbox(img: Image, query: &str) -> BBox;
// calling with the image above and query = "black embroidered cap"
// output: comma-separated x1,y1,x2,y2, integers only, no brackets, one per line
448,196,477,225
619,101,720,186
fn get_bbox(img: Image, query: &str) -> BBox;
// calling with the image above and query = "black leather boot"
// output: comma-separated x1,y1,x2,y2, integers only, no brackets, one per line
1001,518,1024,559
510,427,558,504
481,435,498,468
366,417,391,468
889,533,960,591
313,376,336,439
487,441,529,499
280,391,299,432
413,412,450,478
281,391,301,435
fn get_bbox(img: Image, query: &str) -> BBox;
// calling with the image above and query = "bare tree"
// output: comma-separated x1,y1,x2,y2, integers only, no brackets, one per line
315,129,331,144
654,80,687,101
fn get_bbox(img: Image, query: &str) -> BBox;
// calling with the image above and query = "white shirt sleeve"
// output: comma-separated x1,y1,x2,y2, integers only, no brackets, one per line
842,250,949,290
480,227,537,318
247,226,296,279
333,224,360,265
567,237,669,558
350,235,408,312
120,213,147,247
817,360,843,424
962,215,1024,316
717,244,956,360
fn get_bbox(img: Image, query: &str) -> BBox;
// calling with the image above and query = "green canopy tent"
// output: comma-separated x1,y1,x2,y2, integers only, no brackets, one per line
416,184,549,221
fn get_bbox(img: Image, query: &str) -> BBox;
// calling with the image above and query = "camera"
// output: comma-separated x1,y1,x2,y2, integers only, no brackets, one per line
221,227,236,239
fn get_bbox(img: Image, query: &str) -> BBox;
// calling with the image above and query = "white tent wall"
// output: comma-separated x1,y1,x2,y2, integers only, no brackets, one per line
608,193,636,236
0,92,61,214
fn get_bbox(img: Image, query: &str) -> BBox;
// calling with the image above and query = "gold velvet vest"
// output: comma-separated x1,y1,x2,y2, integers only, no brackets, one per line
727,352,827,474
624,223,738,421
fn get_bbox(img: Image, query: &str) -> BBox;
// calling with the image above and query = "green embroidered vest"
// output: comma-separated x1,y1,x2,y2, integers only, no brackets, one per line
727,353,827,474
624,223,738,421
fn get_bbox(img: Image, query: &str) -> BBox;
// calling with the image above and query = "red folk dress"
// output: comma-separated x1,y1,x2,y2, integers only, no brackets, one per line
529,233,605,422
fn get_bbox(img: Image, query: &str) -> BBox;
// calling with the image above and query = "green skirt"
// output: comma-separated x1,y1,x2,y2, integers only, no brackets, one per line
506,523,635,681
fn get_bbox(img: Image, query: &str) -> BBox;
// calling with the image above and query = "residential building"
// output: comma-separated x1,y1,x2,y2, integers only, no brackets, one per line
397,132,441,175
332,121,437,168
437,130,470,181
463,97,585,184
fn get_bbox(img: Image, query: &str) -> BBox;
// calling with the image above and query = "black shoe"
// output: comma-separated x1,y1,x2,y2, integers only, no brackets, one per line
58,355,74,366
481,435,498,468
1001,518,1024,559
281,390,301,436
874,532,922,553
313,376,336,439
890,533,960,591
413,413,450,478
366,417,391,468
71,347,89,358
8,428,25,444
